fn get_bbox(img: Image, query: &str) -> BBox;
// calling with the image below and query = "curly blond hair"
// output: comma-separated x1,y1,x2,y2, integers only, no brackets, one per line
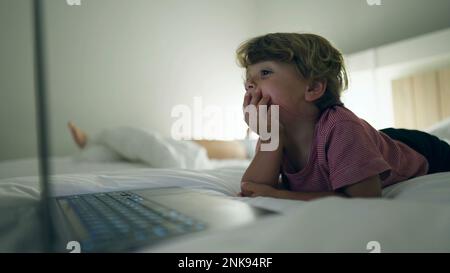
236,33,348,111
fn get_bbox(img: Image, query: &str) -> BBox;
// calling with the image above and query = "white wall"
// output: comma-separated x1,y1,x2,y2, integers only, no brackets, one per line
0,0,37,161
343,28,450,129
0,0,258,161
2,0,450,161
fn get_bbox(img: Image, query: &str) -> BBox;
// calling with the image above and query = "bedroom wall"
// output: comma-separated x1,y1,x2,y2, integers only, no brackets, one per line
343,28,450,130
0,0,37,162
1,0,450,161
0,0,258,161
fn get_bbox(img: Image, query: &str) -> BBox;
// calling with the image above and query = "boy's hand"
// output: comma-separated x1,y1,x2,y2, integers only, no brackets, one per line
243,90,273,136
238,181,278,198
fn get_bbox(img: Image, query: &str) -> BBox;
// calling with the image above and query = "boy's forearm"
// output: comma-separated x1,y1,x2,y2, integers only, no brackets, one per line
241,138,284,187
273,190,346,201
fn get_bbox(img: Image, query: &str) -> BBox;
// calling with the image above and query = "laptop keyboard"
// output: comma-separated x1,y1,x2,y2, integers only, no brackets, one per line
59,191,206,251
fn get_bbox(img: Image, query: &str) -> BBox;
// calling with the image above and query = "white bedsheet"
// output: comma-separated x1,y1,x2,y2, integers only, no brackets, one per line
0,156,251,180
150,172,450,252
150,196,450,253
0,157,148,180
0,162,449,252
149,173,450,253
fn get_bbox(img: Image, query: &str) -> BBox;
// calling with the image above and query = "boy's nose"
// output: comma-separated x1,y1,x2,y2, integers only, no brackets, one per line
245,82,255,91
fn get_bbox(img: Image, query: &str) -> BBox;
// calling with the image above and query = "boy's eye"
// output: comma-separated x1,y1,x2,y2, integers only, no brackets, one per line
261,70,272,77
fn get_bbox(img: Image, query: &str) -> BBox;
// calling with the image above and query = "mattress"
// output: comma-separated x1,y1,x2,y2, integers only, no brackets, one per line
0,157,449,252
0,156,251,179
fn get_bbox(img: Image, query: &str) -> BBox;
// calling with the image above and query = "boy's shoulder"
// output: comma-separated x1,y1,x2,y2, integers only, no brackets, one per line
318,105,362,129
316,106,377,147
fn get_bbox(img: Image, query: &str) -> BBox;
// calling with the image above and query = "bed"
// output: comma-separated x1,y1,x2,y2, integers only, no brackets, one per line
0,125,449,252
0,157,449,252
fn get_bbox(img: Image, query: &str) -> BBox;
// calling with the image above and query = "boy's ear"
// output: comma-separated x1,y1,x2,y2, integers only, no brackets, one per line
304,79,327,102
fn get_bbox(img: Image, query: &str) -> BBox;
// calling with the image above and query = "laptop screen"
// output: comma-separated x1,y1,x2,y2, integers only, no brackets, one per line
32,0,55,252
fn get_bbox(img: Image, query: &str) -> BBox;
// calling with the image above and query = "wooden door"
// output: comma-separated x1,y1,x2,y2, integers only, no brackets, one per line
391,66,450,130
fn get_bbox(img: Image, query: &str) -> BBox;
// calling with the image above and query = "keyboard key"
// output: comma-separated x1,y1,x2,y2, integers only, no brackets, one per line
152,226,168,237
63,191,206,250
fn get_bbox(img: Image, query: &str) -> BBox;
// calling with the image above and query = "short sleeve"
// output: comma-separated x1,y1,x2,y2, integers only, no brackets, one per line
326,121,391,190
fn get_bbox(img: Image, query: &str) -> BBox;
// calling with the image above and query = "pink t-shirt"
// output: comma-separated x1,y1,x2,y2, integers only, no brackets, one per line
282,106,429,192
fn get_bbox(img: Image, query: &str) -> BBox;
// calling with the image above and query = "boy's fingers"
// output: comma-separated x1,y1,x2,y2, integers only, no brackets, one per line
266,107,271,133
242,181,258,192
241,190,252,197
241,182,253,195
248,92,261,134
268,104,273,123
257,97,271,133
250,90,262,105
257,95,270,107
241,182,251,192
243,92,251,108
243,93,251,125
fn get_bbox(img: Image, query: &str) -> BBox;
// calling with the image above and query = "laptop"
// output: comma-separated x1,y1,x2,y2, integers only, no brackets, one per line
31,0,275,253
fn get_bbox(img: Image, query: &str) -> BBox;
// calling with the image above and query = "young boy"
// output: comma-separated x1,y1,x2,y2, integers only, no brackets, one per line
237,33,450,200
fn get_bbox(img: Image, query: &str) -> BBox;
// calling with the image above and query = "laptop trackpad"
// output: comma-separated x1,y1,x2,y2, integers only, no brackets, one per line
136,189,275,230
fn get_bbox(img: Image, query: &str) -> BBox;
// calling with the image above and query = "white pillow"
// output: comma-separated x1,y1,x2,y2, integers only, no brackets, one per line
426,116,450,140
74,144,122,162
96,127,210,169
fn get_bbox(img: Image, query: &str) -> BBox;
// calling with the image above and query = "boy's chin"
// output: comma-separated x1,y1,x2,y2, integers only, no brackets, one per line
279,109,302,123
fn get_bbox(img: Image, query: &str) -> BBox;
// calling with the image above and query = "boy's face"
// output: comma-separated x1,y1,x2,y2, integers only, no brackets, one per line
245,60,312,121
